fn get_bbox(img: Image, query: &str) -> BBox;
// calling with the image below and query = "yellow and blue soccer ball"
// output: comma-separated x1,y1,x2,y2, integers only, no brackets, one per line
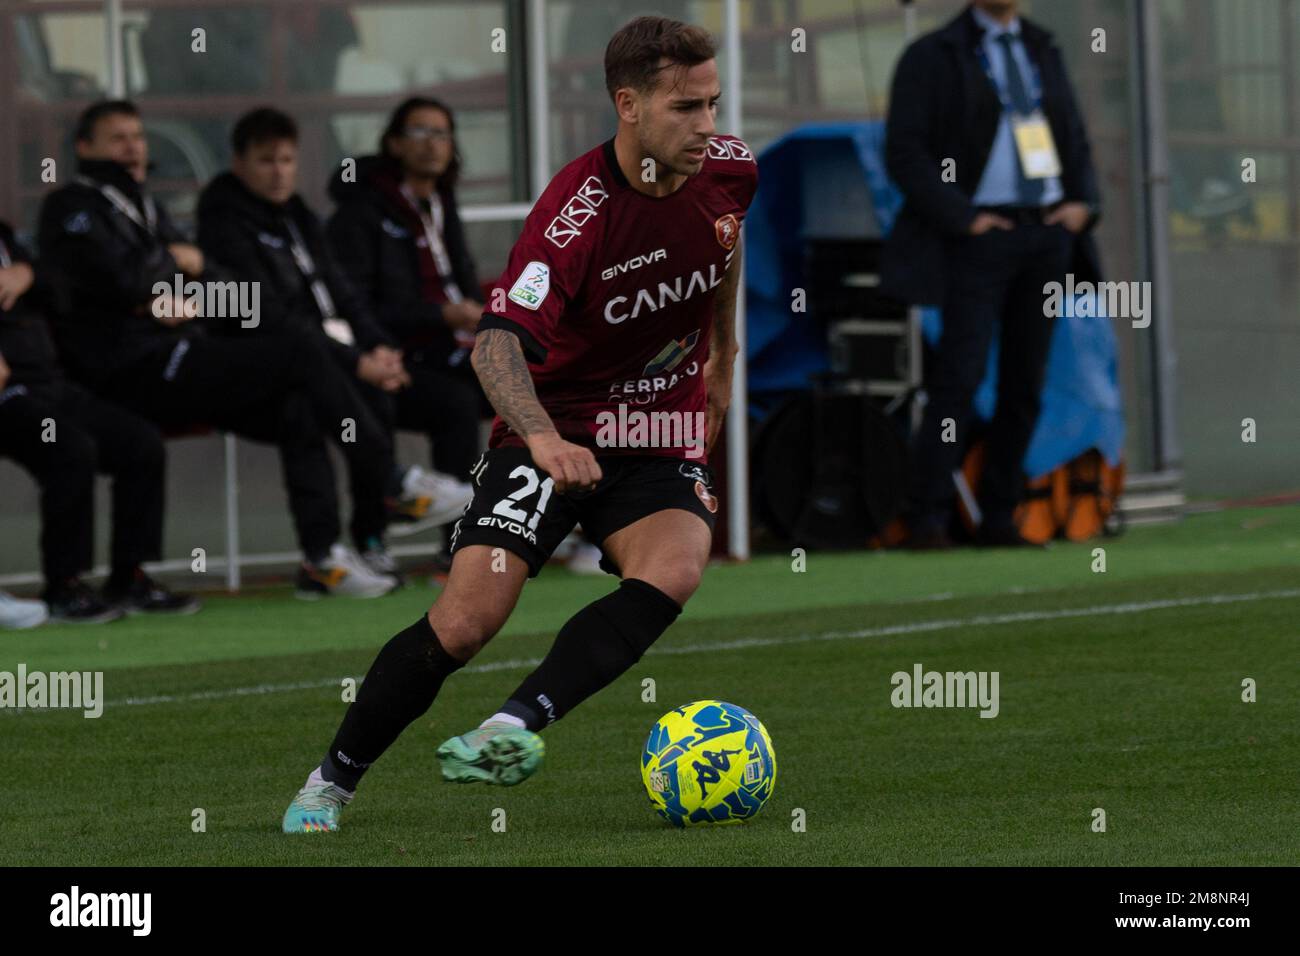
641,700,776,827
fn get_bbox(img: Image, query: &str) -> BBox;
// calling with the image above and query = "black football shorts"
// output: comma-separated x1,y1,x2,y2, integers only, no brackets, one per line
448,447,719,577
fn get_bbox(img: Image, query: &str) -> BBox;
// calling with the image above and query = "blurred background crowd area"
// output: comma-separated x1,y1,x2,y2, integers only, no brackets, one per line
1,0,1296,576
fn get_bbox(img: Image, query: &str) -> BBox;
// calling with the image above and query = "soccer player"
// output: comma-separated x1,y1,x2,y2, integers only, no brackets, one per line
283,15,757,832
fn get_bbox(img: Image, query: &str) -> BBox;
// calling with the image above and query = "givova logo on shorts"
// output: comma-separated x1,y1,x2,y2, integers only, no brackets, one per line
477,465,556,544
544,176,608,248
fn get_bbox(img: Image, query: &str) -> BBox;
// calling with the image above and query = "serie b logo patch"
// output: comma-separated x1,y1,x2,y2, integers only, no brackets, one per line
714,213,739,251
508,260,550,311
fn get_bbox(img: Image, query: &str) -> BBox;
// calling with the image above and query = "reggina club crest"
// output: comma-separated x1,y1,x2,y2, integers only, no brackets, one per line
715,213,739,250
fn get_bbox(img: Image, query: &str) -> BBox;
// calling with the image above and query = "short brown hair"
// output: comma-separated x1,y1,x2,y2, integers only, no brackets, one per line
75,99,139,143
231,107,298,156
604,15,716,103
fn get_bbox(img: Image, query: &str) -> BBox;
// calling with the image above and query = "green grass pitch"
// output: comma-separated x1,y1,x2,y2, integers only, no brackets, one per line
2,505,1297,866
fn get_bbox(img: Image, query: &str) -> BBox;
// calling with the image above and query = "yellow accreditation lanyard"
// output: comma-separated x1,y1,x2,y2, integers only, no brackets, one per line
976,40,1062,180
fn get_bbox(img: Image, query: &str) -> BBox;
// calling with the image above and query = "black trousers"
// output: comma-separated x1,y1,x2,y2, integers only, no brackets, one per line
306,353,397,549
100,329,394,557
908,221,1073,530
0,379,164,586
393,359,485,482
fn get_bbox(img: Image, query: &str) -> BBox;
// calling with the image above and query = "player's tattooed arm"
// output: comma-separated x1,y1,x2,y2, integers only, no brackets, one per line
471,327,603,492
471,327,555,439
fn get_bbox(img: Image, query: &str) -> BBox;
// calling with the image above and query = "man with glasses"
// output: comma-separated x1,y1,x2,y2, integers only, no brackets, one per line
327,97,486,567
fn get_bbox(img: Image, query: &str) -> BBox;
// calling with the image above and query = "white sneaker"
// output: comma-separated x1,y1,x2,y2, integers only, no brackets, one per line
388,465,475,538
567,541,607,576
0,591,49,630
359,539,404,585
552,530,583,562
297,543,400,599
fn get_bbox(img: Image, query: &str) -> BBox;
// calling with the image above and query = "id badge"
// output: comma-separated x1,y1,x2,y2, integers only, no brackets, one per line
322,317,356,346
1013,113,1062,179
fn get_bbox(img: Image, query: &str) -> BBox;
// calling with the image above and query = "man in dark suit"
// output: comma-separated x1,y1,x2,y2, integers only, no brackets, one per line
882,0,1103,548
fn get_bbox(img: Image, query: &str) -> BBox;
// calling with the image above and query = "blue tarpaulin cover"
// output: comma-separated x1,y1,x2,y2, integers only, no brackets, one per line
744,120,1124,478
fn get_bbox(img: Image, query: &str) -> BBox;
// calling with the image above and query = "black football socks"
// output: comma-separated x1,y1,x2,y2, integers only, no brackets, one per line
321,615,465,790
499,578,682,731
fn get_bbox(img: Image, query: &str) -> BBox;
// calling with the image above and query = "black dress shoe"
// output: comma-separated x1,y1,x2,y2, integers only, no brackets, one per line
44,580,125,624
104,572,202,615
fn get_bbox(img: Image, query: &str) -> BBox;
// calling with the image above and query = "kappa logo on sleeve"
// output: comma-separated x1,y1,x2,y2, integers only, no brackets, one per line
508,260,551,310
544,175,608,248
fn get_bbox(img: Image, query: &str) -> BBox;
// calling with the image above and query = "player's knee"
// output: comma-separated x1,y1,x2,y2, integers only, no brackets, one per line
636,561,703,607
426,604,503,660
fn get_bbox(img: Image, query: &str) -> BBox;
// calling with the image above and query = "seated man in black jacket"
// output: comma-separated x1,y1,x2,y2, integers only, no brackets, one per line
38,100,398,598
0,217,196,621
327,97,489,564
197,108,474,559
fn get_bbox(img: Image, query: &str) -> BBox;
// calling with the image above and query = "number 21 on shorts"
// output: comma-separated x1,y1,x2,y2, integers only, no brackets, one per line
493,465,556,533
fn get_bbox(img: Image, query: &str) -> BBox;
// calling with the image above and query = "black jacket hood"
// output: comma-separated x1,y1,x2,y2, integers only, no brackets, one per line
74,158,152,211
198,170,309,232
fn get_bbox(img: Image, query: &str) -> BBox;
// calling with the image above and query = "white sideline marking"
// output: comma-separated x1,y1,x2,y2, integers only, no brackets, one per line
8,588,1296,713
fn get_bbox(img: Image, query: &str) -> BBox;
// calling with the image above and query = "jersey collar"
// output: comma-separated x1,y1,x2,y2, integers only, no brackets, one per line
601,137,631,191
601,136,697,200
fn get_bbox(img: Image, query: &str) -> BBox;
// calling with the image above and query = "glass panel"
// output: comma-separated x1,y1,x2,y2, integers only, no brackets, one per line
1,2,110,233
114,0,519,223
547,0,723,172
1028,0,1154,474
735,0,916,154
1160,0,1300,496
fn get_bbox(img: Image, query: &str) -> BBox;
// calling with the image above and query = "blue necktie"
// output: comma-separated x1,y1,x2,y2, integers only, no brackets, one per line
996,32,1045,207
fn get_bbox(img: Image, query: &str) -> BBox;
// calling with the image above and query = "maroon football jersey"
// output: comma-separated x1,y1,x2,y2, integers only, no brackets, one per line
479,135,758,462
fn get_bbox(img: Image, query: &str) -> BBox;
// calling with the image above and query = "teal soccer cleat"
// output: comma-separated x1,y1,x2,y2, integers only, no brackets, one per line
282,777,353,833
436,723,545,786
